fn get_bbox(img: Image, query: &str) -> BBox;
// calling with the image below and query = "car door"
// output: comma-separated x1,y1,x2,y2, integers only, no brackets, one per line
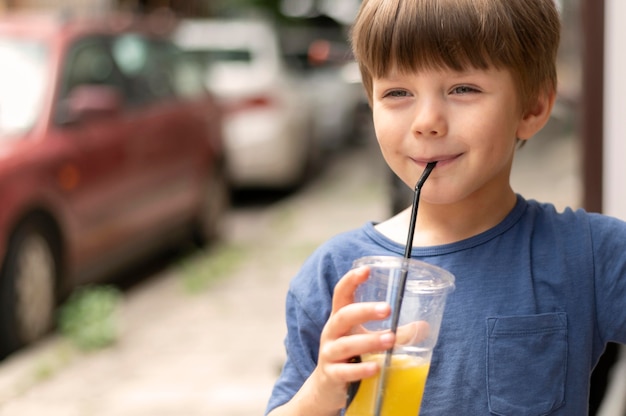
110,35,206,230
53,35,144,268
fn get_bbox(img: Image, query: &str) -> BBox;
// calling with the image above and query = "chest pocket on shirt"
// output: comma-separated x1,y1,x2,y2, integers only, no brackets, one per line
486,313,567,416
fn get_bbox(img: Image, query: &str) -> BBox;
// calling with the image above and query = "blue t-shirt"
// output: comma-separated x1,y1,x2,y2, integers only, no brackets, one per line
265,196,626,415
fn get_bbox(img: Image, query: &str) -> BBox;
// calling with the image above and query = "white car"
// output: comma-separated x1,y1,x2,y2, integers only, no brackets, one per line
174,18,318,190
303,53,370,152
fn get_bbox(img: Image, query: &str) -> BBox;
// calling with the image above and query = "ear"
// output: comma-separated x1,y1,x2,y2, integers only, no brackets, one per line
516,89,556,140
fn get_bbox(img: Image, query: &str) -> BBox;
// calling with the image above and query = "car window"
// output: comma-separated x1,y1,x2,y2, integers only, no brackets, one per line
204,49,252,64
112,35,176,104
60,36,126,97
54,36,128,125
111,34,147,77
0,37,48,136
171,51,207,99
143,39,178,99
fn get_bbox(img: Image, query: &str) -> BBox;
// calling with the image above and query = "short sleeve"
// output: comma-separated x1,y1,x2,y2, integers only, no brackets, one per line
264,247,341,414
265,290,324,414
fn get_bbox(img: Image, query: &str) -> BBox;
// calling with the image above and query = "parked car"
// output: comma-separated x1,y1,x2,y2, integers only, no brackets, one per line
280,29,371,152
301,57,370,151
0,12,228,358
173,18,319,190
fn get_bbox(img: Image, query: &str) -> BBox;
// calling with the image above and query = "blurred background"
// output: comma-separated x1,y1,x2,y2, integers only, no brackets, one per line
0,0,624,415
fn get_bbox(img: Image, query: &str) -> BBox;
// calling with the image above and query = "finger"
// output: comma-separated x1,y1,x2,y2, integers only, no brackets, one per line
323,301,390,341
320,331,395,364
325,358,381,384
331,266,370,314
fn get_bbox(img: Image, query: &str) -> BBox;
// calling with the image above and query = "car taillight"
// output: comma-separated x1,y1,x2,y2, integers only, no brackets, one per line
225,96,273,114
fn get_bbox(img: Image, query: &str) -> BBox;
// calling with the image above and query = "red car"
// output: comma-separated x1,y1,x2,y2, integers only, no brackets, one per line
0,12,228,358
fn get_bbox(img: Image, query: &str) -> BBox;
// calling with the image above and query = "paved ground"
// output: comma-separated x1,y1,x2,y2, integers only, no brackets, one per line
0,121,584,415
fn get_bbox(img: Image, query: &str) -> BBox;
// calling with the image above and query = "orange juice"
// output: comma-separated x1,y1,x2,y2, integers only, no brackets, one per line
345,354,430,416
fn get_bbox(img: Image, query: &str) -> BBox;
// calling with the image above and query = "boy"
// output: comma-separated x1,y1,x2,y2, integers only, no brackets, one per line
265,0,626,414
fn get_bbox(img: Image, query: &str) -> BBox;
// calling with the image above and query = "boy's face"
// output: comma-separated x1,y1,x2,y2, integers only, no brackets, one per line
372,66,532,206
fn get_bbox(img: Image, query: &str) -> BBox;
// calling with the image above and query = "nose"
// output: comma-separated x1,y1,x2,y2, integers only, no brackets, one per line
411,98,447,138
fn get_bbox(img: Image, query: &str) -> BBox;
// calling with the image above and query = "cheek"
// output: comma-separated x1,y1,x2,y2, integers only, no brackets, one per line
463,107,520,146
372,114,404,174
373,112,390,147
374,127,404,171
373,110,403,147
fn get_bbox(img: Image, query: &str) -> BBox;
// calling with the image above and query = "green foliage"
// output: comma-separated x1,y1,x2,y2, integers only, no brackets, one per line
31,341,76,382
57,285,121,351
178,244,247,293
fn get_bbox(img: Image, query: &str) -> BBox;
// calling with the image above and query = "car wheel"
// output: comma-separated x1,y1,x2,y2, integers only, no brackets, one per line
0,220,57,358
193,165,230,247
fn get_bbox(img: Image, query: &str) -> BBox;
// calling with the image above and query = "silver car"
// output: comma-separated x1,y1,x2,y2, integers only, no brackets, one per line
174,18,318,190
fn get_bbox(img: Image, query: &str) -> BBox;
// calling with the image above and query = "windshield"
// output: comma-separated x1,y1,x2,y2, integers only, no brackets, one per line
0,37,48,137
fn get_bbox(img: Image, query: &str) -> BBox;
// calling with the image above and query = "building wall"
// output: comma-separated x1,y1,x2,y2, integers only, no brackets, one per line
604,0,626,219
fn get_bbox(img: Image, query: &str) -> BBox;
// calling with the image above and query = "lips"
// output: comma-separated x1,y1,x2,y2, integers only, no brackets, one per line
413,153,461,166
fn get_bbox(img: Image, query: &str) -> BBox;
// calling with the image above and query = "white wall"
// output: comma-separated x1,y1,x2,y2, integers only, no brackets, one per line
603,0,626,219
599,2,626,416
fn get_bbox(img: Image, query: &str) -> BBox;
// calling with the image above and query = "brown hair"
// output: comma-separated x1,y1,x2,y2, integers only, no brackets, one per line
350,0,561,110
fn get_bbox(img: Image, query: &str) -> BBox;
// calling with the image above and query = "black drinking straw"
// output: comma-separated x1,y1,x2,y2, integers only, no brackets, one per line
372,161,437,416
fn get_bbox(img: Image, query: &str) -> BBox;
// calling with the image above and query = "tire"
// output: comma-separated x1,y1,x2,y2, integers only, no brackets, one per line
0,219,58,358
192,164,230,247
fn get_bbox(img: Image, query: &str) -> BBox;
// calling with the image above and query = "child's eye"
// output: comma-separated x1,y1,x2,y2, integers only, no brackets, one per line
451,85,479,95
384,89,410,98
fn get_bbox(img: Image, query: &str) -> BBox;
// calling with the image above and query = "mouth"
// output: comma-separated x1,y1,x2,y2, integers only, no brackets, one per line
412,154,460,167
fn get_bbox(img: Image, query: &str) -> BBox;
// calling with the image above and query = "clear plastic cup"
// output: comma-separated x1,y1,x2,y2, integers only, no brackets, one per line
346,256,455,416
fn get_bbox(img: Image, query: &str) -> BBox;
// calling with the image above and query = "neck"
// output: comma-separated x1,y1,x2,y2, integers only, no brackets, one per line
376,187,518,247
